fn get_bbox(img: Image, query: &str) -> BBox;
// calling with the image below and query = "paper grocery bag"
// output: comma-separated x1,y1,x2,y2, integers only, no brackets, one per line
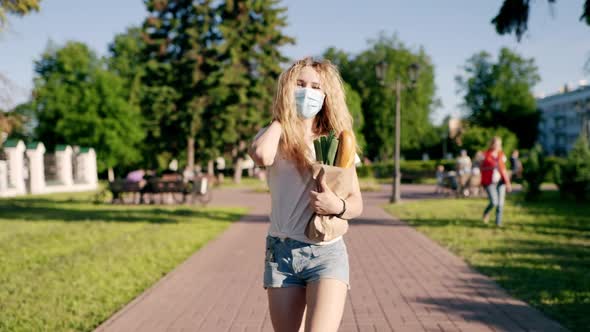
305,163,355,242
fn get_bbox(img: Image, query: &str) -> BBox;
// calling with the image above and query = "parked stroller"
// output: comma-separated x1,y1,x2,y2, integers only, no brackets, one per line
444,171,482,198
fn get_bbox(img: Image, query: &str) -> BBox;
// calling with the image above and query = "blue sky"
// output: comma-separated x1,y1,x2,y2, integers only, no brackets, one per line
0,0,588,124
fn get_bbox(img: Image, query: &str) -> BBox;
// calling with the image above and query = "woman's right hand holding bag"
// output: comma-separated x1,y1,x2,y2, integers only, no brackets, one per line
305,130,356,242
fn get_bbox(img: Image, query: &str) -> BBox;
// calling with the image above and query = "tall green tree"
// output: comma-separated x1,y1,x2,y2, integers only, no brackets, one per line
108,26,145,104
555,135,590,201
456,48,540,148
343,82,366,152
321,48,366,152
460,125,518,156
491,0,590,41
522,143,547,200
323,47,351,71
107,26,171,170
206,0,293,181
140,0,293,176
0,0,40,30
324,35,438,162
32,41,145,175
142,0,219,171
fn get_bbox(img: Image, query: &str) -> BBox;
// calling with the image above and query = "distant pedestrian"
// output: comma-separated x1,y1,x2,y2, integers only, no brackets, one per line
480,137,512,226
472,151,484,175
455,149,472,193
125,169,146,187
455,149,472,175
435,164,446,194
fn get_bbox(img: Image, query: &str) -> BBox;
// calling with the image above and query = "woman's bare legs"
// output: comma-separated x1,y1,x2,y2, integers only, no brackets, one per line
267,286,307,332
304,279,348,332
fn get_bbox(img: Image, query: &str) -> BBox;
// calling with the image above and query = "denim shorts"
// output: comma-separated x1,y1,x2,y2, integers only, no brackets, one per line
263,235,350,290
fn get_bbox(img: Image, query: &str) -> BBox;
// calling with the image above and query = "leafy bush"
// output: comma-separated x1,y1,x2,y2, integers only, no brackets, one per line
544,156,566,183
460,125,518,156
358,160,455,182
356,164,373,177
522,144,546,201
555,135,590,201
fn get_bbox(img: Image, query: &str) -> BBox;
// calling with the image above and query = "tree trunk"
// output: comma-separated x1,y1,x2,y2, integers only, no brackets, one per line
232,140,247,184
187,137,195,172
194,161,202,175
207,160,214,175
108,167,114,182
233,157,243,184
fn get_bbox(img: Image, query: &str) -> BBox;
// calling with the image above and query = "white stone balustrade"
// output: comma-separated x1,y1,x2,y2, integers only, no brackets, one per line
0,140,98,197
25,142,46,195
4,139,26,195
0,160,7,193
55,145,73,186
75,147,98,186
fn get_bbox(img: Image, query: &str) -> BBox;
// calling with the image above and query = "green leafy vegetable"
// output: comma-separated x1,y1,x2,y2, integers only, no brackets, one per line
313,130,339,165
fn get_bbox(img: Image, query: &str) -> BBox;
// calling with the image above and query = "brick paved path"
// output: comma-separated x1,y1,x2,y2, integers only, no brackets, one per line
95,185,564,332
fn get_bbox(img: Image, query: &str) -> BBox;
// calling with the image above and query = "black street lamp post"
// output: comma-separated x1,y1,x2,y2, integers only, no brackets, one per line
376,60,420,203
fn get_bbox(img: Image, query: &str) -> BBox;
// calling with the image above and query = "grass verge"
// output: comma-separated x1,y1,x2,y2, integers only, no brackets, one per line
0,191,246,332
384,192,589,331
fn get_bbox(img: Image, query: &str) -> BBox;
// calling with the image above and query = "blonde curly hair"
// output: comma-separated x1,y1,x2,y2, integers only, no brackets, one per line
272,57,358,175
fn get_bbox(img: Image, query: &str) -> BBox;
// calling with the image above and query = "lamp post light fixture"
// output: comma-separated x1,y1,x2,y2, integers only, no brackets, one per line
375,60,388,85
408,63,420,84
375,60,421,203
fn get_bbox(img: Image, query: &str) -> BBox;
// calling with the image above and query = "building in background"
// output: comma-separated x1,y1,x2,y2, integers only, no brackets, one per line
537,82,590,156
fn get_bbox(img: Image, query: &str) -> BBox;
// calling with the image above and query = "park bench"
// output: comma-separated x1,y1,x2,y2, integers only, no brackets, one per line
401,170,435,183
108,176,212,205
442,172,482,197
108,180,144,204
147,179,187,204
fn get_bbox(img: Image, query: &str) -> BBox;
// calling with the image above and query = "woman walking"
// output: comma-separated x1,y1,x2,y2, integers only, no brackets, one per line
480,136,512,226
248,57,363,332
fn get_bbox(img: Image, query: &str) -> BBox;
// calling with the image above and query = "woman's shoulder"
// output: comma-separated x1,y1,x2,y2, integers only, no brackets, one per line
253,125,270,140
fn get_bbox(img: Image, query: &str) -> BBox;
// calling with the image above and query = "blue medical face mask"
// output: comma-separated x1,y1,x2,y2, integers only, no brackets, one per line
294,87,325,119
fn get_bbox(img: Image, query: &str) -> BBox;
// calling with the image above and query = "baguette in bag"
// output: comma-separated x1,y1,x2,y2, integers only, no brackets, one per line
305,130,356,242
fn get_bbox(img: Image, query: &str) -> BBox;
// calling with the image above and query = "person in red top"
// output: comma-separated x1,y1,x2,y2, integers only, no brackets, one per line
480,136,513,226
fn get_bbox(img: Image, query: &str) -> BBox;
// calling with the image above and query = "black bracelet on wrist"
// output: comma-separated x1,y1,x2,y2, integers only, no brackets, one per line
335,198,346,218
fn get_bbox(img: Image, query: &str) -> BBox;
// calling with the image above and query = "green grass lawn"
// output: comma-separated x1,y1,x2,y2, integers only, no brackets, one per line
0,191,246,332
384,193,589,332
358,177,383,192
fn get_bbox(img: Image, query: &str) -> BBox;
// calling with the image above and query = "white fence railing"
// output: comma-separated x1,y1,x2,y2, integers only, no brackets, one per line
0,140,98,197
